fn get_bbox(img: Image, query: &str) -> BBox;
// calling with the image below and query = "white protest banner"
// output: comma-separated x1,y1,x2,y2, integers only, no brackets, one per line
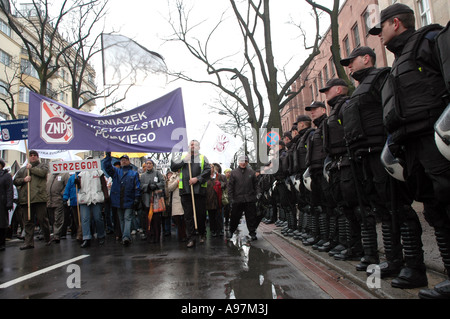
50,159,101,174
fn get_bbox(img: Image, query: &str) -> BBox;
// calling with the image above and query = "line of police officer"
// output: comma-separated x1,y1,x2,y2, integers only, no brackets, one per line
259,3,450,299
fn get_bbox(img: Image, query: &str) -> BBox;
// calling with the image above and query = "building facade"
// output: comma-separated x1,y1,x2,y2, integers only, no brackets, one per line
0,2,96,167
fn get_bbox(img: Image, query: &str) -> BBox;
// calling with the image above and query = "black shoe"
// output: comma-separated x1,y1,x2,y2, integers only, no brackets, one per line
19,245,34,250
366,260,402,278
98,238,105,246
122,238,131,246
419,280,450,299
356,256,380,271
328,244,346,256
80,240,91,248
334,248,363,261
391,267,428,289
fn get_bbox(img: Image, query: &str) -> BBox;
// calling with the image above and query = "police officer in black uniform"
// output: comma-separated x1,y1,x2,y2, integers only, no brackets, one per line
370,3,450,298
281,131,298,237
270,140,293,232
291,116,315,241
319,78,354,256
291,115,314,239
304,102,330,248
338,45,428,289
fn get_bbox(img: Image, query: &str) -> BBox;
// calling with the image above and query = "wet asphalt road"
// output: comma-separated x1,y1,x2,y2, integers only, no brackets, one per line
0,222,332,299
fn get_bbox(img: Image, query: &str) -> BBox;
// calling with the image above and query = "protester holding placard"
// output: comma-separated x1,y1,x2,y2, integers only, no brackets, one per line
0,158,13,251
76,160,107,248
13,150,51,250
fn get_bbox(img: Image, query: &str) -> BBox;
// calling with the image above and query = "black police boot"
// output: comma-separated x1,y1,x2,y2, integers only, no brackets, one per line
313,208,329,250
418,226,450,298
319,210,337,252
293,207,304,239
355,208,379,271
281,208,291,236
303,206,320,246
369,212,404,278
334,212,363,260
288,206,298,237
391,208,427,288
300,205,311,240
329,209,349,256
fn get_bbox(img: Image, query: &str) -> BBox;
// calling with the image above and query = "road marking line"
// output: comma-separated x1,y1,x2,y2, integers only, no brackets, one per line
0,255,90,289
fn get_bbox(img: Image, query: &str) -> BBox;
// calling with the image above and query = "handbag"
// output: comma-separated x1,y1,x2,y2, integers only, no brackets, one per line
152,190,166,213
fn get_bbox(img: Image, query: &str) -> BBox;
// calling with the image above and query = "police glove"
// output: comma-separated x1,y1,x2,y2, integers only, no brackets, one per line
149,183,157,191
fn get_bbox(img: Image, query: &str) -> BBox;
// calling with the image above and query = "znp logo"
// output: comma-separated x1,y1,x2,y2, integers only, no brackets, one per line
41,100,74,144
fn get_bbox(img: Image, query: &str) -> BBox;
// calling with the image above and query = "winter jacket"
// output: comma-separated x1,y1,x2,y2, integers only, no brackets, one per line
63,174,79,206
228,165,259,204
46,173,69,208
140,168,165,208
0,169,13,228
14,160,49,205
170,153,211,197
77,170,105,206
104,155,141,209
168,172,183,216
206,173,227,210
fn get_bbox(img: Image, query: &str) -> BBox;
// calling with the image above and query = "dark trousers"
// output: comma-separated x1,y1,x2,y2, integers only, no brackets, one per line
181,194,207,241
229,202,258,235
20,203,50,246
173,215,187,241
149,212,162,243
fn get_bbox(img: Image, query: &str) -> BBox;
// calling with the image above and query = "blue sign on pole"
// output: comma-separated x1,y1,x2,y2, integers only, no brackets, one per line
0,119,28,141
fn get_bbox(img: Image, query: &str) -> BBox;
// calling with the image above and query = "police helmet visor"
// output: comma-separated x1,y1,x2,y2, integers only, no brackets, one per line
435,104,450,139
381,142,406,182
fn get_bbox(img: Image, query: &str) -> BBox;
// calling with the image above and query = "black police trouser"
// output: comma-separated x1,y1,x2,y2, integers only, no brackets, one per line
181,194,207,241
229,202,258,235
404,134,450,273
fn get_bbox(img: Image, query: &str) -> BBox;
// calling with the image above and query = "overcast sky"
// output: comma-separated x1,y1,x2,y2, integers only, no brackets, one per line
98,0,336,140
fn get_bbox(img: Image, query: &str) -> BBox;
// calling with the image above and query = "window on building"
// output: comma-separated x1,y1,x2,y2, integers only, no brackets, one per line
352,23,361,48
0,111,8,121
21,59,39,78
343,36,351,57
419,0,431,26
323,64,329,82
329,57,336,77
19,86,30,103
318,71,323,89
0,80,8,96
0,19,11,37
314,78,319,97
309,85,314,103
0,49,11,67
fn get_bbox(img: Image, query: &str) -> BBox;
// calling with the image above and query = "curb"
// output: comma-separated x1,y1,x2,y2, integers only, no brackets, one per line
264,224,447,299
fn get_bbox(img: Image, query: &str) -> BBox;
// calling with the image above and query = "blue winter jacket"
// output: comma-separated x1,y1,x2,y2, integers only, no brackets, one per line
63,173,78,206
104,155,141,209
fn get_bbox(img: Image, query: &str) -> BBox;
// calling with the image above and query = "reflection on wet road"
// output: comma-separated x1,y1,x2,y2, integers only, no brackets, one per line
0,223,330,299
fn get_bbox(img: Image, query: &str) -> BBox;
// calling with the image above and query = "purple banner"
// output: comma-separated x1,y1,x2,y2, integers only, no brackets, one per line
28,88,188,153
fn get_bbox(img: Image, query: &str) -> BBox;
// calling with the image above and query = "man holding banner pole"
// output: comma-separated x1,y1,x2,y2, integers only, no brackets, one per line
171,140,211,248
13,150,51,250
